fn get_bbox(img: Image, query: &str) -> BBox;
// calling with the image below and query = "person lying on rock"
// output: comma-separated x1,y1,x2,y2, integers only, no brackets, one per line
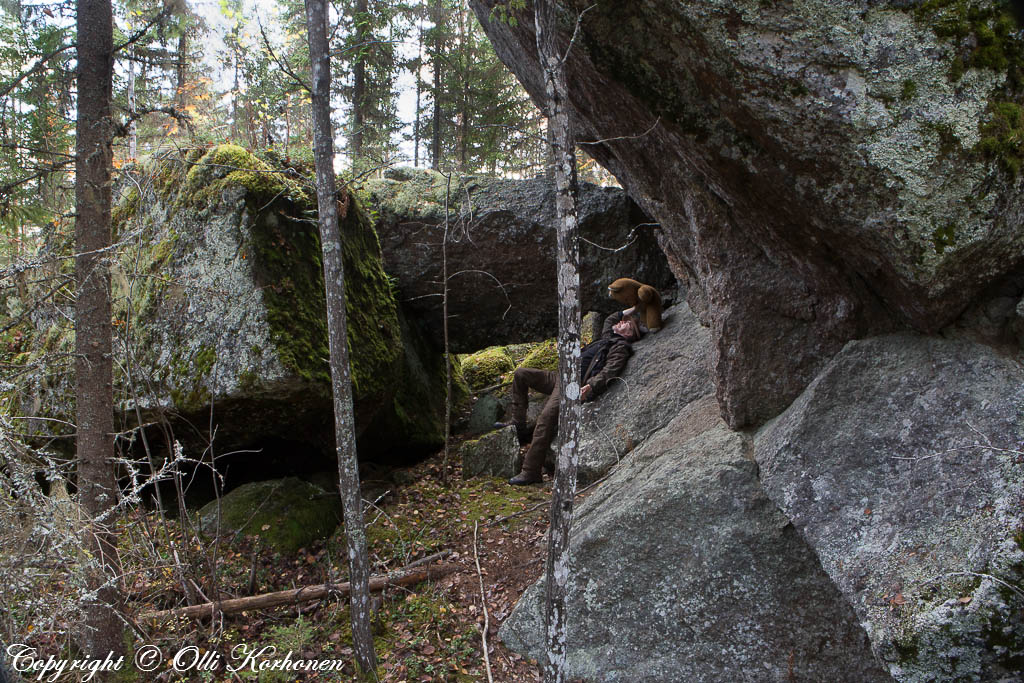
496,311,646,485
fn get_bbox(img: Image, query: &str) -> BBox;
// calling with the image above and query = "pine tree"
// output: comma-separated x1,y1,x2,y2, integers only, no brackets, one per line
76,0,125,657
424,0,543,174
338,0,408,172
0,2,75,257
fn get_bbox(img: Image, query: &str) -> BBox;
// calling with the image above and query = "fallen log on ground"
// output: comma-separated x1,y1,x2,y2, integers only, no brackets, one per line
140,562,460,621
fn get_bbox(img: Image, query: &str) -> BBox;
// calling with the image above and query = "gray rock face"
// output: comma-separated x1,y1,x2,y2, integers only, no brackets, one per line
465,393,505,436
576,305,713,486
501,396,892,682
106,147,448,466
461,426,523,479
470,0,1024,427
755,334,1024,681
364,169,677,351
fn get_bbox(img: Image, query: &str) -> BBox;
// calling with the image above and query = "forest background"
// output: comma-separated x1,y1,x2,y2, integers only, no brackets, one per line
0,0,612,263
0,0,607,678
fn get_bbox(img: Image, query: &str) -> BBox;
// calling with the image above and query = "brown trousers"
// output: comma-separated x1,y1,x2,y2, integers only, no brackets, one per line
510,367,559,476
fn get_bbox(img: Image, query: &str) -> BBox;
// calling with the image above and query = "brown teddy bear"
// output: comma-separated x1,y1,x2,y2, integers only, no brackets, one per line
608,277,663,332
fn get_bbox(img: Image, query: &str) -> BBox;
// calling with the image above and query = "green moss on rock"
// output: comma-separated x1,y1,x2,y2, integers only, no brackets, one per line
916,0,1024,84
932,222,959,254
180,144,310,210
198,477,340,553
518,338,558,372
461,346,514,390
978,100,1024,176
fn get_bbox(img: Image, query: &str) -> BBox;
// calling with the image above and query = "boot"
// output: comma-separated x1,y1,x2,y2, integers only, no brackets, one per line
508,470,543,486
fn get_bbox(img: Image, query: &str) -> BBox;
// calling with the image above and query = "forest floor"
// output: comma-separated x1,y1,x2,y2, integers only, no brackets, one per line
124,446,559,682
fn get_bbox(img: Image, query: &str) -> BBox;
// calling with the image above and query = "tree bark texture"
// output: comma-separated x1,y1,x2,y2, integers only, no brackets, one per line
75,0,124,657
430,0,443,169
351,0,368,161
127,47,136,159
535,1,582,681
304,0,378,674
176,31,188,109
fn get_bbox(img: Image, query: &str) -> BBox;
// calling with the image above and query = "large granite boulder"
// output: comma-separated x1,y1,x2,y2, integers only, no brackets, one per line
576,304,713,486
500,396,892,682
468,304,713,486
14,146,449,466
470,0,1024,427
362,168,677,351
755,334,1024,681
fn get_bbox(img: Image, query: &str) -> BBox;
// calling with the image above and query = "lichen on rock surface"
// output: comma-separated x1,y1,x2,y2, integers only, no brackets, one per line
11,145,449,465
471,0,1024,427
755,333,1024,680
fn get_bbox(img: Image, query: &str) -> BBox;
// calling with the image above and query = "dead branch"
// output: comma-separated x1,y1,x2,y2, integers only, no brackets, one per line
140,562,460,621
474,521,494,683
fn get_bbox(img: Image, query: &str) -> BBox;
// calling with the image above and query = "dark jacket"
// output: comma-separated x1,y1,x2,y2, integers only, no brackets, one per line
581,311,636,400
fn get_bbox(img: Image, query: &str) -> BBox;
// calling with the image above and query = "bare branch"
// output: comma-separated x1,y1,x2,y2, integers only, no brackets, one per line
114,104,193,138
474,521,495,683
446,269,514,320
559,4,597,66
578,117,662,147
257,17,310,93
580,222,660,254
114,7,174,54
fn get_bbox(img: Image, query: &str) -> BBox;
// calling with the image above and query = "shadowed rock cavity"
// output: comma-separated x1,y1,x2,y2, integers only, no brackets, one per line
365,168,678,351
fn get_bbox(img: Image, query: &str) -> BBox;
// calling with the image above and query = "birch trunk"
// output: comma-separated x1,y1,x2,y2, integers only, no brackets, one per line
535,1,582,681
304,0,378,674
75,0,124,656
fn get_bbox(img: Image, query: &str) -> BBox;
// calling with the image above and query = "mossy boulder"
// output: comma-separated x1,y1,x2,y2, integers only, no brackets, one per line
460,346,515,390
517,339,557,372
115,146,449,459
198,478,339,553
14,145,448,465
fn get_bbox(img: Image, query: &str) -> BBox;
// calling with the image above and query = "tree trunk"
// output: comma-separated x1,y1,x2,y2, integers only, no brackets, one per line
414,19,423,167
458,0,470,173
430,0,443,170
535,1,582,681
75,0,124,657
351,0,368,162
127,47,136,159
304,0,378,674
176,31,188,110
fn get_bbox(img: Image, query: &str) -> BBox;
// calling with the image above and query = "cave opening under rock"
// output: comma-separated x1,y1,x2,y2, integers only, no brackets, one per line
132,432,336,511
